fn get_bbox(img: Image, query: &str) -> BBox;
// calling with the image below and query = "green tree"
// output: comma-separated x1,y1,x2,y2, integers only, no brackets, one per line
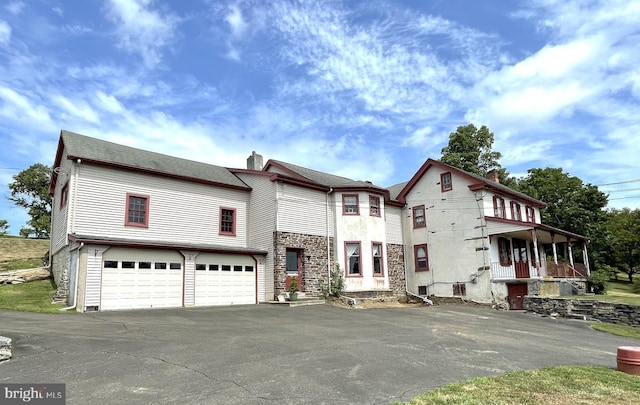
7,163,52,238
514,167,609,269
441,124,502,174
607,208,640,283
0,219,8,236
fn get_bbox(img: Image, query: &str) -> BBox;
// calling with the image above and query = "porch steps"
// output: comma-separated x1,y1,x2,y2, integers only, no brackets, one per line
267,295,326,308
565,279,585,294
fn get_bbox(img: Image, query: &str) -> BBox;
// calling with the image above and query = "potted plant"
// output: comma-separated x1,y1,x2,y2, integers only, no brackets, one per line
287,276,299,301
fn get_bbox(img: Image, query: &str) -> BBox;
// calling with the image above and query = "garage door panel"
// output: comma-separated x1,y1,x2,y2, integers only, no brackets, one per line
195,253,255,306
101,248,183,311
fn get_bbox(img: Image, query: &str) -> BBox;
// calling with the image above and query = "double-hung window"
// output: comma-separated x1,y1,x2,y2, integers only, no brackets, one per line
525,206,536,223
414,244,428,271
372,242,383,276
343,194,359,215
345,242,361,276
493,196,505,219
369,195,381,217
441,172,452,192
511,202,522,221
125,193,149,227
219,207,236,236
412,205,426,228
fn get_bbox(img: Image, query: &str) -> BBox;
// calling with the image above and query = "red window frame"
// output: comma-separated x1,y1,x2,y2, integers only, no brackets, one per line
344,241,362,277
369,195,381,217
498,237,512,266
414,244,429,272
372,242,384,276
219,207,236,236
412,205,426,228
493,196,505,218
125,193,149,228
525,206,536,223
441,172,452,192
510,201,522,221
342,194,360,215
60,182,69,209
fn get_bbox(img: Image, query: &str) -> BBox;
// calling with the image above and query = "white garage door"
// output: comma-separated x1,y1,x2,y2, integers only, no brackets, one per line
195,253,255,306
101,248,183,310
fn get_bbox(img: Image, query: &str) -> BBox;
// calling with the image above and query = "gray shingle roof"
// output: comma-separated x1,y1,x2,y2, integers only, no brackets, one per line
269,160,382,188
60,130,249,189
386,181,408,200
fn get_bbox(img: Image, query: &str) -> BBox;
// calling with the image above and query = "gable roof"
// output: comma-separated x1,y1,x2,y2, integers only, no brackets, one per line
396,158,546,208
50,130,250,193
263,160,385,190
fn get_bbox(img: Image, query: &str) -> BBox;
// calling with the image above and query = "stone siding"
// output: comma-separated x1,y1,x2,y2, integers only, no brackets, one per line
526,296,640,326
274,231,334,297
386,243,406,294
51,247,70,303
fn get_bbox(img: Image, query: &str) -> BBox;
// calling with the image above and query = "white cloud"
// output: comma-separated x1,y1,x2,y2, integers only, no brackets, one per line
52,7,63,17
51,95,100,124
104,0,180,67
402,126,433,148
4,1,24,15
0,20,11,45
0,86,52,129
226,4,247,38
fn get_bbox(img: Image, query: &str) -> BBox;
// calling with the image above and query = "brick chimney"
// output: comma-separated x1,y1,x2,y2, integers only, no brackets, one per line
486,169,500,183
246,151,264,171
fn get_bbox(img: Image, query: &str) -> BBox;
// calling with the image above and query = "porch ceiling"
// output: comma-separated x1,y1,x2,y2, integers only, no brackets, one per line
486,218,586,244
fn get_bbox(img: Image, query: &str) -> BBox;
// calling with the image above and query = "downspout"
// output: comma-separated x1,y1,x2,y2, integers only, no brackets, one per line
59,242,83,311
326,187,333,295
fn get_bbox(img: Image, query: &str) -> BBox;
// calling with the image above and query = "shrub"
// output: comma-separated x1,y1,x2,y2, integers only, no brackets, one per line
587,269,609,295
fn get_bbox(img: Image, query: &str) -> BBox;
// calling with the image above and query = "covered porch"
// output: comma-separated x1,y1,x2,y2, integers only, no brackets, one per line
486,219,589,281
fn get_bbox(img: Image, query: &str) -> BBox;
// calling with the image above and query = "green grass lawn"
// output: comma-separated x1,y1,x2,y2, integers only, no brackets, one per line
0,279,68,313
579,280,640,306
395,366,640,405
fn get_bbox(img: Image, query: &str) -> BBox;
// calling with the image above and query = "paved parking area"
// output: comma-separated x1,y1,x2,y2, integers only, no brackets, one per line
1,304,637,404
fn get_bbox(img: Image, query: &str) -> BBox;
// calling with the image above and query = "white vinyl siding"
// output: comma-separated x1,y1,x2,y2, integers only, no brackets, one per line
385,206,403,244
51,155,75,252
73,165,249,247
234,172,278,302
276,182,334,237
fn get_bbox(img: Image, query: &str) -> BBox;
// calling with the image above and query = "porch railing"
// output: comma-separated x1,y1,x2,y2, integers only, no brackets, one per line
491,262,587,280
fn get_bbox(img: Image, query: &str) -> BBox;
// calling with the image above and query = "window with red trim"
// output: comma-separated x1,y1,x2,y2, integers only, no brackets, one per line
342,194,359,215
510,201,522,221
414,244,428,271
372,242,384,276
345,241,361,276
412,205,426,228
493,196,505,218
219,207,236,236
525,206,535,223
498,237,512,266
125,193,149,227
441,172,452,192
369,195,381,217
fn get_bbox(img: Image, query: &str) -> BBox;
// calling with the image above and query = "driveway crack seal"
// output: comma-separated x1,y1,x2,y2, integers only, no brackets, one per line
104,351,273,400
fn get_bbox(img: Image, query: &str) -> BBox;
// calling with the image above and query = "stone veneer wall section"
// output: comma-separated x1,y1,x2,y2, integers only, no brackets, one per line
525,296,640,326
274,231,334,297
51,248,70,303
386,243,406,294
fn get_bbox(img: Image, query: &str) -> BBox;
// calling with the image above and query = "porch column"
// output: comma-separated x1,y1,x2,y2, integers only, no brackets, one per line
551,232,558,264
530,229,540,277
567,239,574,267
583,242,590,276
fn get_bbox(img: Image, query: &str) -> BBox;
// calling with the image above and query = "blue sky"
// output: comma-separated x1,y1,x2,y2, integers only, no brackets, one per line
1,0,639,235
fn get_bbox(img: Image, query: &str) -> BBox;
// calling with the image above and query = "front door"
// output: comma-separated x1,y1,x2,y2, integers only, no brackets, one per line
513,239,530,278
507,283,528,310
285,248,304,291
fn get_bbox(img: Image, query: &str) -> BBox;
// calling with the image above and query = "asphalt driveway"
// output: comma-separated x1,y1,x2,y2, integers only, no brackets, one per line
1,304,637,404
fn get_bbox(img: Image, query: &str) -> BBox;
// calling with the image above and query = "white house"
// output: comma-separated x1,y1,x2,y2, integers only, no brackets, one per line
49,131,589,311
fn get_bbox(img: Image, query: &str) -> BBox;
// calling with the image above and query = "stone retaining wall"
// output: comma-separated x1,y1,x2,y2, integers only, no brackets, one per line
525,296,640,326
0,336,12,362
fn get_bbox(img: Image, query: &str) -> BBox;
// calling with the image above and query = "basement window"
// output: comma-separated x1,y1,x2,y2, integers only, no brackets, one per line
453,283,467,296
418,286,427,295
